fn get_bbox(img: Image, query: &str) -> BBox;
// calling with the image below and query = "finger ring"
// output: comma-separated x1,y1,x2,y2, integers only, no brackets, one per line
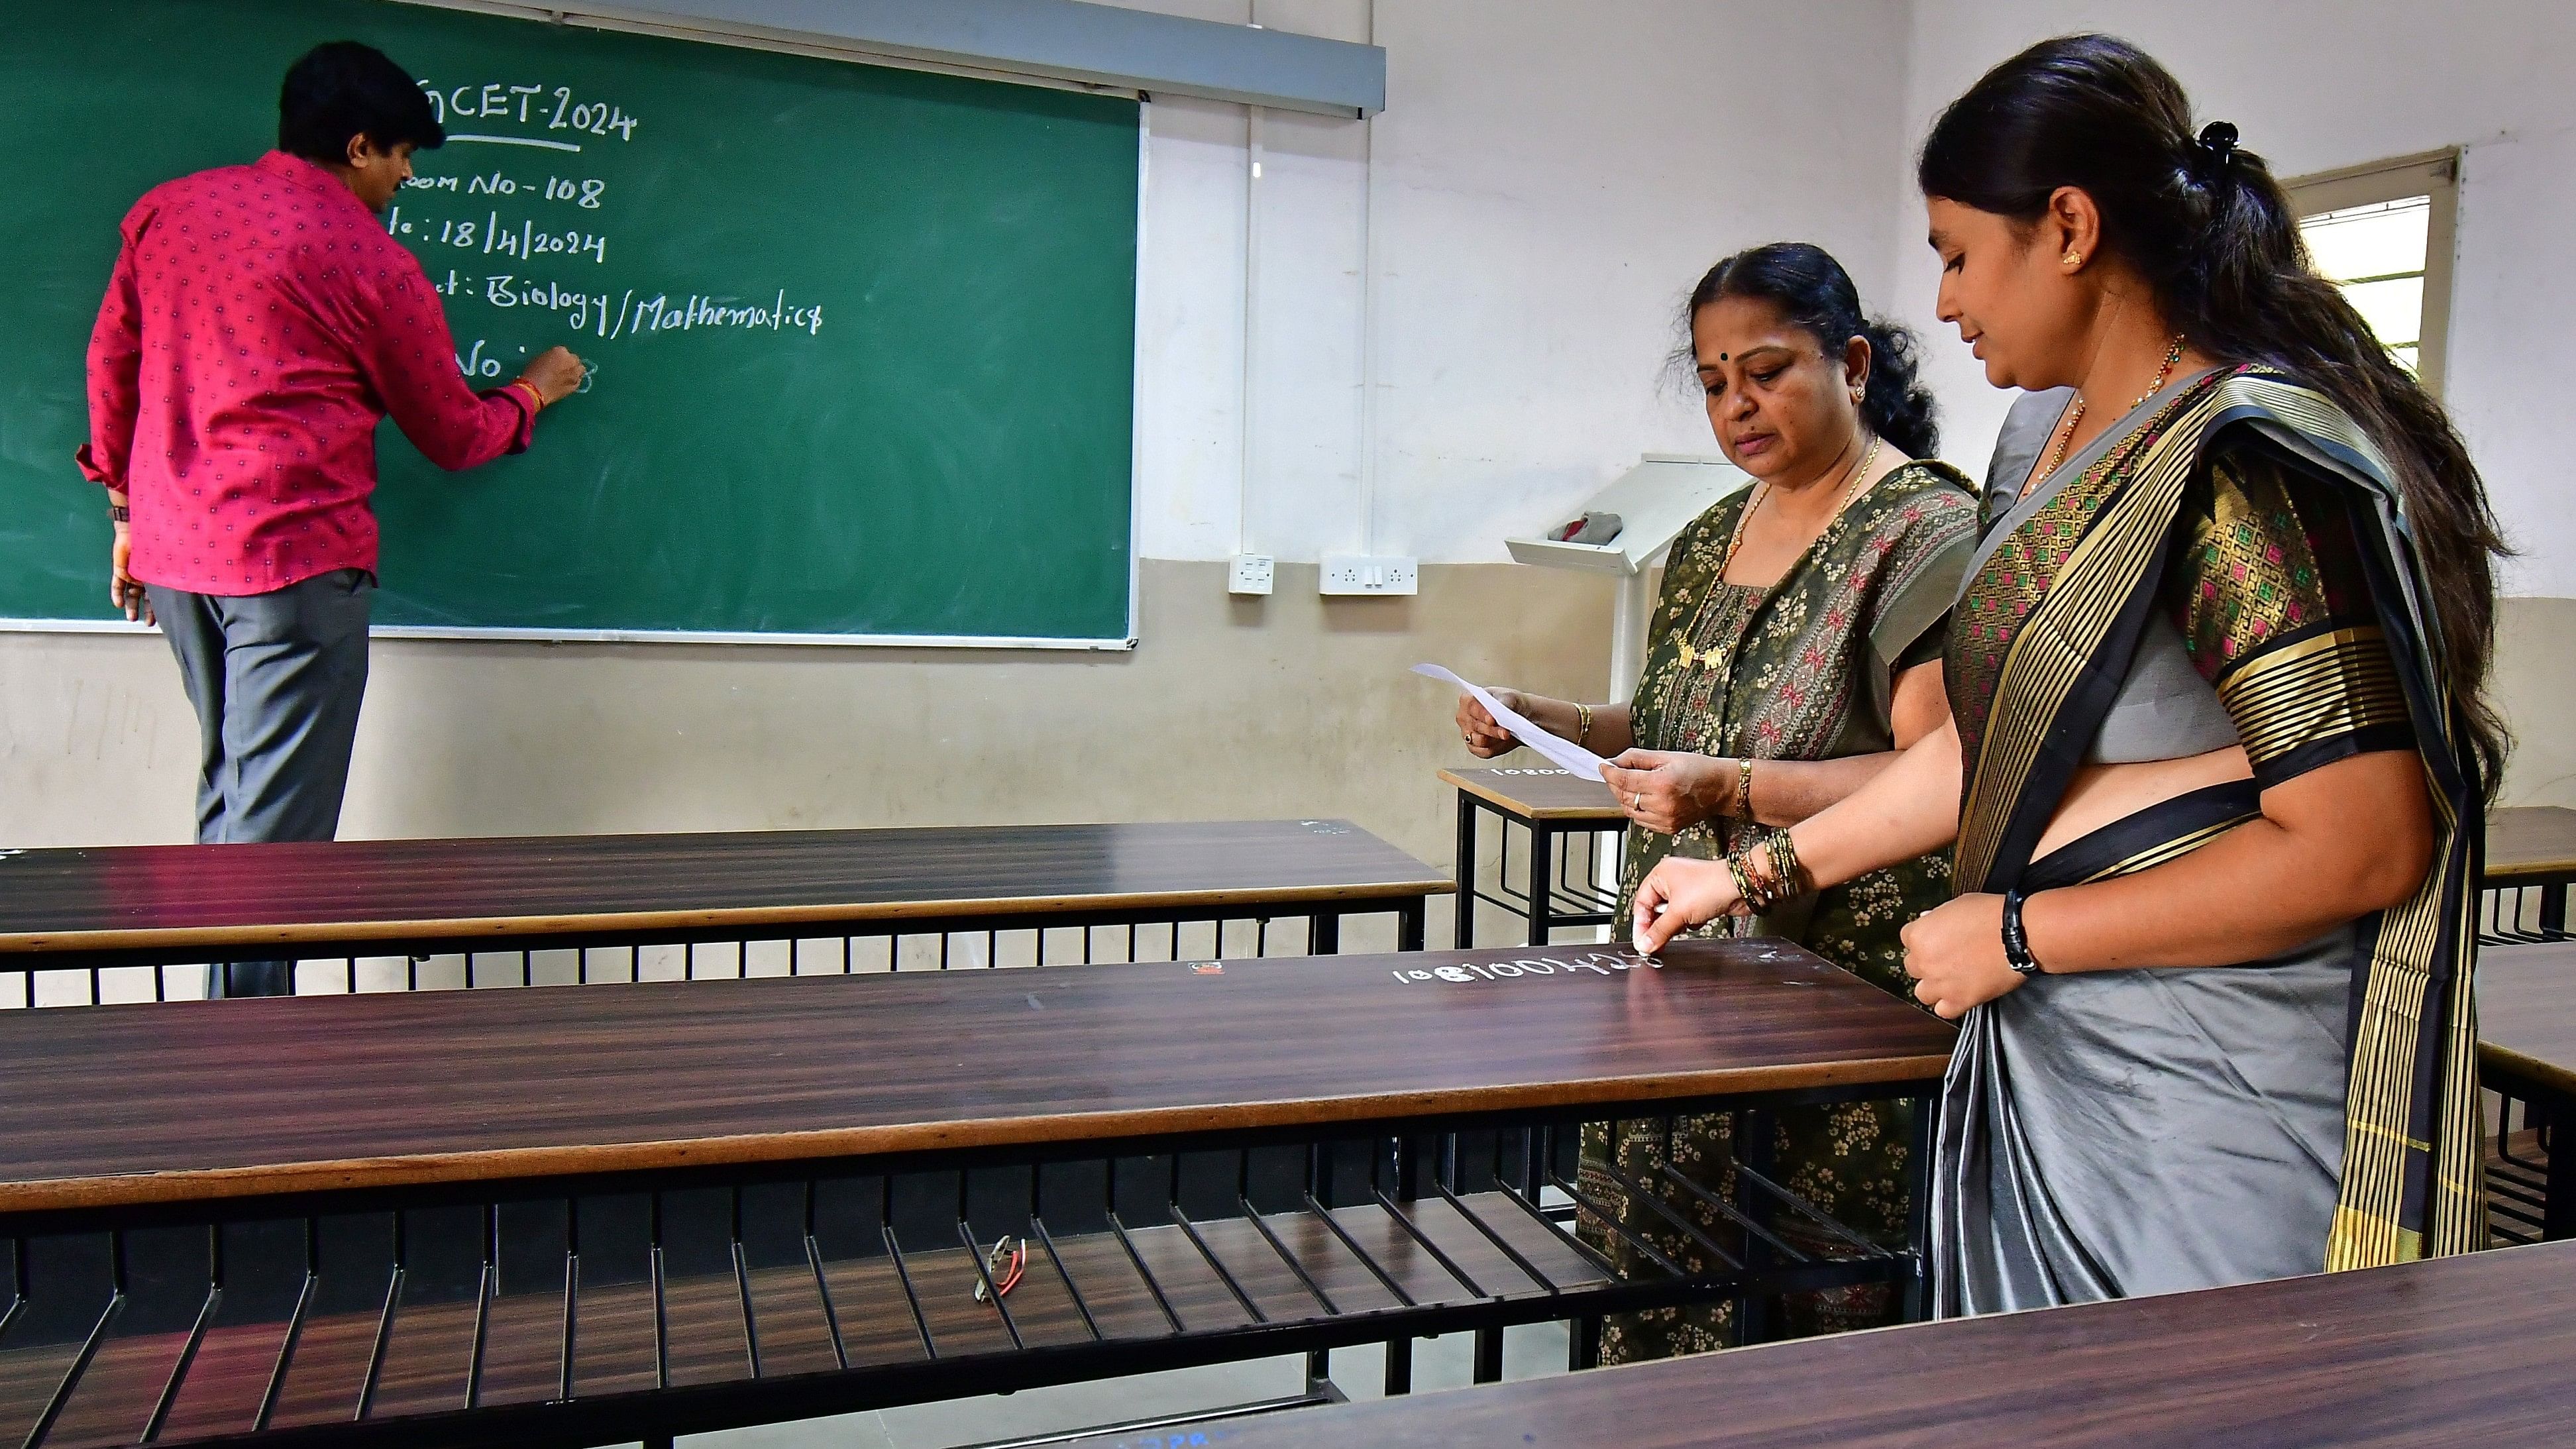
1629,792,1643,809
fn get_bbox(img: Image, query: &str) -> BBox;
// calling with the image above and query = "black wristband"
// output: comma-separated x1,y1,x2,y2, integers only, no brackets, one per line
109,504,130,523
2002,889,2045,977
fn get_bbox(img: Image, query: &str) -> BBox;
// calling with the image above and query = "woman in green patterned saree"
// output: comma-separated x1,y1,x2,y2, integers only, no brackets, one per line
1638,36,2504,1315
1454,242,1978,1357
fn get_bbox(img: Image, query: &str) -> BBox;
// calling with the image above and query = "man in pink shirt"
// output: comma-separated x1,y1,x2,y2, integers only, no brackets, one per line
81,42,587,996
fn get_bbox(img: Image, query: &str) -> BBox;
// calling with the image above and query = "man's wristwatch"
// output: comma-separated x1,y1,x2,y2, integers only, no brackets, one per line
108,504,130,523
2001,889,2047,978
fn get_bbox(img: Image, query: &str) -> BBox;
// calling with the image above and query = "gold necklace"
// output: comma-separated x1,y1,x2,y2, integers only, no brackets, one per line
2032,334,2186,492
1714,431,1882,579
1680,431,1884,674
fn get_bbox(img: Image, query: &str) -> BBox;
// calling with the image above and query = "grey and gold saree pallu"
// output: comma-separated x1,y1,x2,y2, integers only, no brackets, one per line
1935,365,2484,1316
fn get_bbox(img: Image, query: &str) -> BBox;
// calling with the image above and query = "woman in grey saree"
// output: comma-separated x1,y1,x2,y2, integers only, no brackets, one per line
1636,35,2501,1312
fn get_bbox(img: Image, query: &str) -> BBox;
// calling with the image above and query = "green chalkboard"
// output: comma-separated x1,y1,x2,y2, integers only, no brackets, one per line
0,0,1139,643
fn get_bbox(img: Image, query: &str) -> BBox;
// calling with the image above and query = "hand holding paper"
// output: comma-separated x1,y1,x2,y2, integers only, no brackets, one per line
1414,663,1609,781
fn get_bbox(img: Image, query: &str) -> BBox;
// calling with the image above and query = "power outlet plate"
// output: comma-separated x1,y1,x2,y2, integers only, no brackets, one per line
1319,554,1419,596
1228,554,1275,595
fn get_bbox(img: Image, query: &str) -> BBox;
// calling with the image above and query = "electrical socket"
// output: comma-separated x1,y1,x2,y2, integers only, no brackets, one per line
1319,554,1419,596
1228,554,1275,595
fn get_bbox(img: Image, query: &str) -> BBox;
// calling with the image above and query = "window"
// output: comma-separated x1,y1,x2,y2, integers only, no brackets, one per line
2288,150,2459,396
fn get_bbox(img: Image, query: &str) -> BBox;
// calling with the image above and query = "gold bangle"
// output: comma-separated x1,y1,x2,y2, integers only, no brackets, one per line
1735,757,1756,818
509,379,547,414
1765,828,1803,900
1575,702,1593,748
1723,851,1762,911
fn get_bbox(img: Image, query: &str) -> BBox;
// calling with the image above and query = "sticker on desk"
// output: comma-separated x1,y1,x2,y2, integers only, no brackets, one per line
1391,949,1659,985
1483,768,1574,777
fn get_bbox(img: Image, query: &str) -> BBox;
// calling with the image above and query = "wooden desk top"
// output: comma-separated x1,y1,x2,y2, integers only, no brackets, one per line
1439,766,1625,822
2480,939,2576,1097
0,939,1952,1214
2485,806,2576,885
0,819,1450,959
1136,1240,2576,1448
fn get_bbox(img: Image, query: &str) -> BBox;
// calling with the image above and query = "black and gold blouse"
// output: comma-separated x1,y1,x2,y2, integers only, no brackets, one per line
2168,445,2414,788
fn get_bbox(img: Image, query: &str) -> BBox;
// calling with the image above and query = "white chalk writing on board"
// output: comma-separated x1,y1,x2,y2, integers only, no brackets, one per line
388,79,831,391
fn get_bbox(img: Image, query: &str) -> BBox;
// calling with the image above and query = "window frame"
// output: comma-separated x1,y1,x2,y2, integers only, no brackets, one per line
2286,148,2461,397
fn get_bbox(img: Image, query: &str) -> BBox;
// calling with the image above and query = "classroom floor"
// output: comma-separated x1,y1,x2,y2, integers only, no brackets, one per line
653,1325,1572,1448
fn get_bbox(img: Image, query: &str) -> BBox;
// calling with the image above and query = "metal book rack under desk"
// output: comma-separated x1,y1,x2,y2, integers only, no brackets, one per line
1441,768,1629,947
0,940,1953,1448
0,1108,1913,1449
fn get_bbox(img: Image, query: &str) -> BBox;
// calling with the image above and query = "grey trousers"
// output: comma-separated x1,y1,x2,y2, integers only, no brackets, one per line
147,569,374,998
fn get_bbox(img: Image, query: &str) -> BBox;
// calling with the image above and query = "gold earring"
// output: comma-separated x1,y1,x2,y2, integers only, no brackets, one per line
2063,249,2084,267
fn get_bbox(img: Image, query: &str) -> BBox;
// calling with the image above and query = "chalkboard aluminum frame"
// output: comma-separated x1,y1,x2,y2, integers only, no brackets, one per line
6,7,1150,653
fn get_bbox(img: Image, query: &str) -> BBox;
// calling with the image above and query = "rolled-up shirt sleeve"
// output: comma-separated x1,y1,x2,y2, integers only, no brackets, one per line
358,249,535,471
76,205,150,489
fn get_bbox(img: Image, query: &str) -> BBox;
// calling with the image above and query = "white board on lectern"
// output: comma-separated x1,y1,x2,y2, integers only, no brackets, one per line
1504,454,1751,576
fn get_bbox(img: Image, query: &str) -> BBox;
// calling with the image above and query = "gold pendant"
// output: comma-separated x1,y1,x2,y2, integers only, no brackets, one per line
1677,641,1698,669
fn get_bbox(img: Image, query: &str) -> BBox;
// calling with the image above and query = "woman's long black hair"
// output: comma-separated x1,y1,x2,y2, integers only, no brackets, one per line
1684,242,1941,461
1918,32,2508,790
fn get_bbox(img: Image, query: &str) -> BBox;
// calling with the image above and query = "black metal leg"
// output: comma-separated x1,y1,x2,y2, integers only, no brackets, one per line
1525,823,1554,947
1570,1315,1602,1371
1472,1324,1503,1383
1312,912,1341,955
1733,1107,1776,1346
1305,1348,1332,1391
1383,1338,1413,1396
1902,1089,1936,1322
2547,1096,2576,1242
1454,793,1478,948
1395,898,1425,953
2547,883,2568,938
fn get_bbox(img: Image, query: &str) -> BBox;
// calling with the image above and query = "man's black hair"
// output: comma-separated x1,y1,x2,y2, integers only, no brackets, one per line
278,40,444,164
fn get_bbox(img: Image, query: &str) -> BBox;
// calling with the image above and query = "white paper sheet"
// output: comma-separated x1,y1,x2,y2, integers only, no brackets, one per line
1413,663,1610,781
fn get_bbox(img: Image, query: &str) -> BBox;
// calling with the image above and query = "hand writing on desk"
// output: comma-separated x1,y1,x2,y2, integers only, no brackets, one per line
1631,856,1746,954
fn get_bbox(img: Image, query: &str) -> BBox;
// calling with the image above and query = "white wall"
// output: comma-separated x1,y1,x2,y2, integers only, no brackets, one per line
1886,0,2576,598
1128,0,1913,566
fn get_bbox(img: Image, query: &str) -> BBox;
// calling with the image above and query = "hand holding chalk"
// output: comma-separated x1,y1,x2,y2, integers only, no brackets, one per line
1633,902,1666,956
1631,856,1746,954
516,345,588,407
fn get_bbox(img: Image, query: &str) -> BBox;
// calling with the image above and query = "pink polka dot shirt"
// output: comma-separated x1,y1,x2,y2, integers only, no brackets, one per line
78,151,535,596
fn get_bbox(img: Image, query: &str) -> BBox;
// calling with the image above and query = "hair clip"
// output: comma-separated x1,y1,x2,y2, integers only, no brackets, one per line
2194,121,2240,179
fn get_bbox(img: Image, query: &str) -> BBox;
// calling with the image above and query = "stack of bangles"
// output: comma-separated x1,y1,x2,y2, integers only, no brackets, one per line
1721,827,1805,913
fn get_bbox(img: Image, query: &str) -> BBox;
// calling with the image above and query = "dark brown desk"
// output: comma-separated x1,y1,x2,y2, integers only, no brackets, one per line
1440,767,1627,948
0,819,1448,1005
2481,940,2576,1241
2483,806,2576,939
1130,1240,2576,1448
0,939,1954,1448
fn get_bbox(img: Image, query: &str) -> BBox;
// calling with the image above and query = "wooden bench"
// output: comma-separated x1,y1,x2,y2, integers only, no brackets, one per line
0,939,1952,1448
0,818,1450,1006
1133,1238,2576,1447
